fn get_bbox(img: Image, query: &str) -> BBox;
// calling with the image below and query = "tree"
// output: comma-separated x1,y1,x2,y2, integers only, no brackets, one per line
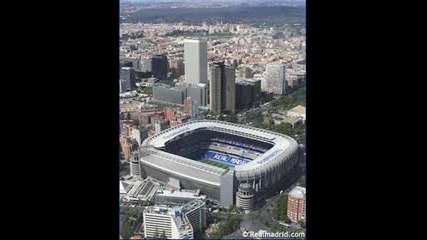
274,193,289,221
224,113,238,123
252,114,264,128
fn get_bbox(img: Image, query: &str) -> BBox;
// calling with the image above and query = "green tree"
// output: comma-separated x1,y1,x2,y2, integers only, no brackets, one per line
274,193,289,221
143,86,153,95
224,113,238,123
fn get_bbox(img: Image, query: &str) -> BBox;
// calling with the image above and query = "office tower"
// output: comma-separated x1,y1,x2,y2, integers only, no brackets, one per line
287,186,306,223
246,78,261,98
235,79,261,110
184,39,207,84
237,65,254,79
265,63,287,95
235,80,253,110
143,206,194,239
151,54,168,80
170,59,185,77
120,67,136,92
182,200,207,235
186,83,208,107
209,61,235,114
141,58,152,72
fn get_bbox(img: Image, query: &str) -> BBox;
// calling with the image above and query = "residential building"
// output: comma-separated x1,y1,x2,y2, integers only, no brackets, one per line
287,186,306,223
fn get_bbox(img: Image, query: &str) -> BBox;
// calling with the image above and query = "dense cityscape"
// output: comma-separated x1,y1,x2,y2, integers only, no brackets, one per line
119,0,306,239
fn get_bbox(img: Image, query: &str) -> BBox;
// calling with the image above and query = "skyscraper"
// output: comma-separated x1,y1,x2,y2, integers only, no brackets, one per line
209,61,235,114
265,63,287,95
184,39,207,84
120,67,136,92
151,54,168,80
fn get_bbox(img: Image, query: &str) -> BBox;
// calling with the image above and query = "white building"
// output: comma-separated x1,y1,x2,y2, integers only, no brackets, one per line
184,39,208,84
143,206,194,239
265,63,287,95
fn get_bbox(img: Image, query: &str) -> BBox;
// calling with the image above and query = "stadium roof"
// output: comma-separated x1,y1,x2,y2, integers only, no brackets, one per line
141,150,225,186
143,120,297,172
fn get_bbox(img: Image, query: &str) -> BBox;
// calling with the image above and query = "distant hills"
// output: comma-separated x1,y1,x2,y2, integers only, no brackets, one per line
121,4,305,25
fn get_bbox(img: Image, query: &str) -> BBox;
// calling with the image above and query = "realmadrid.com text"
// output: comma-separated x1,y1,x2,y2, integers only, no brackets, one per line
242,230,305,239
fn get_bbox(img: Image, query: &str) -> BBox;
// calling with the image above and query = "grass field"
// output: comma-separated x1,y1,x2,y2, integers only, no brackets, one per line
202,159,229,169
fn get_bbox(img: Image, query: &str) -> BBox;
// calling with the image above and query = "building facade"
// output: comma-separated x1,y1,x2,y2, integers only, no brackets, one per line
154,119,169,134
287,186,306,223
236,183,254,214
186,83,208,107
143,206,194,239
209,61,235,114
120,67,136,92
235,79,261,111
170,59,185,77
184,39,208,84
265,63,287,95
153,84,186,105
151,54,168,80
131,127,149,146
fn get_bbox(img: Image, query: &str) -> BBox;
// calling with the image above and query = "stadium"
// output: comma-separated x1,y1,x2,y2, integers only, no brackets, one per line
139,120,299,207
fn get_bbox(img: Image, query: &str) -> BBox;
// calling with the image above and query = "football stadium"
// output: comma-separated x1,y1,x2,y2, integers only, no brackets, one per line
139,120,299,207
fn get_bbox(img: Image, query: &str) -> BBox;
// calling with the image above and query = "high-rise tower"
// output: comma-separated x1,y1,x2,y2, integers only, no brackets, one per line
184,39,208,84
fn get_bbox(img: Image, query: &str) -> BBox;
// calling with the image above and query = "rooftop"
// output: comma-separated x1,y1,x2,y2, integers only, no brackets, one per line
288,105,306,114
144,205,193,232
157,189,206,200
289,186,306,198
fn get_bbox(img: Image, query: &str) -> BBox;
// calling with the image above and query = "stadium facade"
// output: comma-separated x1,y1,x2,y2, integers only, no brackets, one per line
139,120,299,208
